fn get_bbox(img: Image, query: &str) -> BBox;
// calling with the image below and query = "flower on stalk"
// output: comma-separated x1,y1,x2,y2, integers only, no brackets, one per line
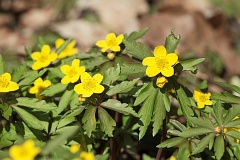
96,33,124,52
55,38,78,59
31,45,58,70
0,72,19,92
9,139,41,160
60,59,85,84
193,88,213,109
142,46,178,77
156,76,168,88
29,77,51,100
74,72,104,98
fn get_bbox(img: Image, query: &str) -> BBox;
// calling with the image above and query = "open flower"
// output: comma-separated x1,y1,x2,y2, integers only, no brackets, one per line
29,77,51,100
55,38,78,59
0,73,19,92
96,33,124,52
9,139,41,160
74,72,104,97
31,45,58,70
156,76,168,88
60,59,85,84
142,46,178,77
193,88,213,108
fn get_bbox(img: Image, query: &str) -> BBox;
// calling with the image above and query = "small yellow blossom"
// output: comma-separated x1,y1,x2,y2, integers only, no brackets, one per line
96,33,124,52
9,139,41,160
29,77,51,100
55,38,78,59
60,59,85,84
70,144,80,153
169,155,177,160
78,95,86,102
74,72,104,98
107,52,115,60
156,76,168,88
214,126,221,133
0,73,19,92
31,45,58,70
73,151,94,160
193,88,213,109
142,46,178,77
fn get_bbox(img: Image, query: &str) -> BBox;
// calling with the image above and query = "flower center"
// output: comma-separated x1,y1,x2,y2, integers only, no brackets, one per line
67,67,77,78
199,94,208,102
106,38,117,47
155,57,169,70
18,147,29,158
0,76,9,88
83,79,96,91
38,54,48,63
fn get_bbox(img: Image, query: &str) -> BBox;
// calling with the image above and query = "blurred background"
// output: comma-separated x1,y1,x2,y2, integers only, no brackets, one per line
0,0,240,91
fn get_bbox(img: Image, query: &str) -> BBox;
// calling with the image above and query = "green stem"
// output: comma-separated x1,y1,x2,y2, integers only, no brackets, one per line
78,121,88,152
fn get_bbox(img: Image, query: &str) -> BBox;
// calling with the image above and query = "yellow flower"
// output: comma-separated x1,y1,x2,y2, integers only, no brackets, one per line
142,46,178,77
193,88,213,109
29,77,51,100
156,76,168,88
60,59,85,84
31,45,58,70
55,38,78,59
74,72,104,98
169,155,177,160
9,139,41,160
96,33,124,52
0,73,19,92
70,144,80,153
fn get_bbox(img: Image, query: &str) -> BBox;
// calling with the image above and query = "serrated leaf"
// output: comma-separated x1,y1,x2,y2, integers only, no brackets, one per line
167,129,182,136
211,92,240,104
106,78,139,96
178,58,205,72
215,81,240,95
214,135,225,160
16,97,57,112
164,29,181,53
98,107,116,137
121,62,146,76
157,137,185,148
11,64,27,82
57,89,74,114
169,119,187,131
101,99,137,116
163,92,171,112
178,141,190,160
55,38,72,54
138,88,157,139
123,40,153,60
192,133,216,155
224,105,240,125
102,64,120,85
178,127,213,138
189,117,215,130
0,103,12,120
0,54,5,74
126,27,149,41
41,83,67,97
12,105,44,130
152,89,166,136
212,101,224,126
134,82,154,106
82,106,97,137
18,69,48,86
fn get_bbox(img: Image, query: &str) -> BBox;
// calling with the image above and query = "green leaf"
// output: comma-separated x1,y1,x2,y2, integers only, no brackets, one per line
123,40,153,60
55,38,72,54
0,124,17,149
167,129,182,136
11,64,27,82
102,64,120,85
157,137,185,148
164,29,181,53
198,80,208,91
212,101,224,126
82,106,97,137
18,69,48,86
169,119,187,131
134,82,154,106
178,141,190,160
106,78,139,96
0,103,12,120
12,105,44,130
224,119,240,128
163,92,171,112
178,127,213,138
57,89,74,114
48,67,64,79
138,88,158,139
214,135,225,160
225,130,240,140
189,117,215,130
101,99,137,116
211,92,240,104
16,97,57,112
126,27,149,41
0,54,5,74
192,133,216,155
98,107,116,137
81,56,108,70
41,83,67,97
177,58,205,73
224,105,240,124
121,62,146,76
215,81,240,95
152,89,166,136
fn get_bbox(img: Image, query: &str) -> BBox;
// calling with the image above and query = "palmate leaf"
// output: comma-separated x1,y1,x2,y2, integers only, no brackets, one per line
152,89,166,136
164,29,181,53
157,137,185,148
82,106,97,137
225,130,240,140
11,64,27,82
138,87,158,139
102,64,120,86
224,119,240,128
41,83,67,97
134,82,154,106
215,81,240,94
123,39,153,60
214,135,225,160
0,124,18,149
211,92,240,104
121,61,146,76
98,107,116,137
126,27,149,41
178,127,213,138
106,78,139,96
101,99,137,116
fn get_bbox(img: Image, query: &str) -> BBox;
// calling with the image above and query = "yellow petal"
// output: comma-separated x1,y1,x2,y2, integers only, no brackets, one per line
61,76,71,84
74,83,84,94
43,80,51,88
116,34,124,45
29,86,38,94
166,53,178,66
78,66,86,74
146,66,160,77
41,45,51,54
34,78,43,86
96,40,107,48
68,40,77,48
154,46,167,57
93,74,103,83
161,67,174,77
55,38,64,48
72,59,80,67
31,52,41,60
197,102,205,108
60,65,70,74
82,90,93,97
142,57,155,66
2,73,11,81
49,53,58,61
81,72,91,82
106,33,116,40
110,46,121,52
94,84,104,93
101,47,108,52
7,81,19,91
70,75,80,83
32,62,42,70
205,100,213,105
